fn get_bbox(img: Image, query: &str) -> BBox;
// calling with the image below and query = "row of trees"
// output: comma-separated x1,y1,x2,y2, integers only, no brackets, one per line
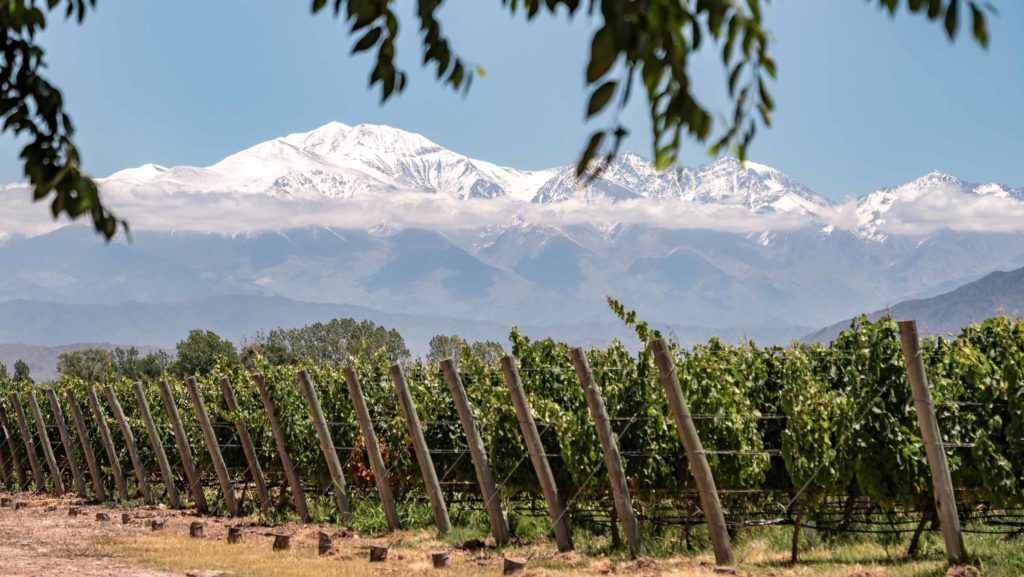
43,318,502,384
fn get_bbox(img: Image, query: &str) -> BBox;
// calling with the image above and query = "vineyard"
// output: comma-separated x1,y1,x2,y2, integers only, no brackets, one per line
1,311,1024,572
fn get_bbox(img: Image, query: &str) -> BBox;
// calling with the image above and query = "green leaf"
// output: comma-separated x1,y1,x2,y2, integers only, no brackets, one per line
352,27,382,53
576,131,605,177
586,81,616,118
944,0,959,39
970,2,989,47
587,26,617,83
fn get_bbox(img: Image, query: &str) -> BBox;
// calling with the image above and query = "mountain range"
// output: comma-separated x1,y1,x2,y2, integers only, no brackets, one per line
0,121,1022,361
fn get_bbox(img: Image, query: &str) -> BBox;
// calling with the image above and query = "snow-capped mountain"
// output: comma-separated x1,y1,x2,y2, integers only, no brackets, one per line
855,170,1024,241
92,121,1024,246
2,120,1022,354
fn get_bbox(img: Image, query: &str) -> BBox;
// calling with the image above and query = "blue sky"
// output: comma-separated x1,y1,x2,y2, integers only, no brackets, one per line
0,0,1020,201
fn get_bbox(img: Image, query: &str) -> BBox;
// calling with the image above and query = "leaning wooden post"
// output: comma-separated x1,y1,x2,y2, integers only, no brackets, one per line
86,386,129,500
440,359,510,546
569,347,642,557
651,338,734,567
132,382,180,508
0,441,9,488
296,369,351,521
184,376,238,516
219,376,271,514
251,373,309,522
64,389,106,501
104,385,154,505
45,389,87,498
156,379,208,513
898,320,966,565
343,365,400,532
500,355,574,552
0,408,28,490
26,391,65,496
9,392,46,491
390,363,451,534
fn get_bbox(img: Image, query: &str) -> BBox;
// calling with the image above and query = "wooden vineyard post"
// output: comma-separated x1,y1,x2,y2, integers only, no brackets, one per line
390,363,451,534
157,379,208,513
104,385,154,505
650,338,734,567
898,320,966,565
500,355,574,552
252,373,309,522
10,392,46,491
132,382,180,508
26,391,65,496
185,376,238,516
296,370,351,521
440,359,510,546
343,365,400,532
64,389,106,501
569,347,643,558
219,376,271,513
86,386,129,500
0,407,28,490
45,389,87,497
0,441,8,488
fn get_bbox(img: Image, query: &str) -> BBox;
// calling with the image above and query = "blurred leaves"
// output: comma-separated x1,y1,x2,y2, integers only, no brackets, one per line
1,0,124,239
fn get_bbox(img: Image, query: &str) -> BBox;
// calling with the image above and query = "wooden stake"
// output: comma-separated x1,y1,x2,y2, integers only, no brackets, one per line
0,408,28,490
651,338,734,567
86,386,128,501
65,390,104,498
219,376,271,513
156,379,207,513
9,392,46,491
500,355,573,552
45,389,87,498
440,359,509,546
26,391,65,496
569,347,642,557
184,376,238,516
343,365,400,532
132,382,180,508
104,385,154,505
296,369,350,521
0,438,8,488
251,373,309,522
389,363,451,534
898,319,966,565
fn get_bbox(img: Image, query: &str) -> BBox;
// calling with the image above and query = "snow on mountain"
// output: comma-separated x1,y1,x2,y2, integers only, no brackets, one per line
96,121,830,217
86,121,1024,242
678,157,830,215
855,170,1024,241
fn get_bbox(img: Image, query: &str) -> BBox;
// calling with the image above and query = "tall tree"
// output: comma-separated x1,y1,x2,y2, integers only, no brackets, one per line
172,330,238,378
12,359,32,384
56,348,113,382
0,1,995,236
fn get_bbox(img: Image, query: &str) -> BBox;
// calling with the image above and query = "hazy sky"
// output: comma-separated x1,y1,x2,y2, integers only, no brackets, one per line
0,1,1020,201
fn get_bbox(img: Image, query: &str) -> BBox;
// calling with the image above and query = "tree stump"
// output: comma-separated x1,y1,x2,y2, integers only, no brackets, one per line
503,557,527,575
369,545,388,562
122,512,132,524
0,497,12,507
96,512,110,522
273,534,290,551
317,531,333,556
149,519,166,531
14,502,26,510
431,551,450,568
190,521,204,538
68,506,81,517
227,527,242,544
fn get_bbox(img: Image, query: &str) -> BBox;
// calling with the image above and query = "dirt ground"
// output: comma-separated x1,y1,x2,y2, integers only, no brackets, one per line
0,490,957,577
